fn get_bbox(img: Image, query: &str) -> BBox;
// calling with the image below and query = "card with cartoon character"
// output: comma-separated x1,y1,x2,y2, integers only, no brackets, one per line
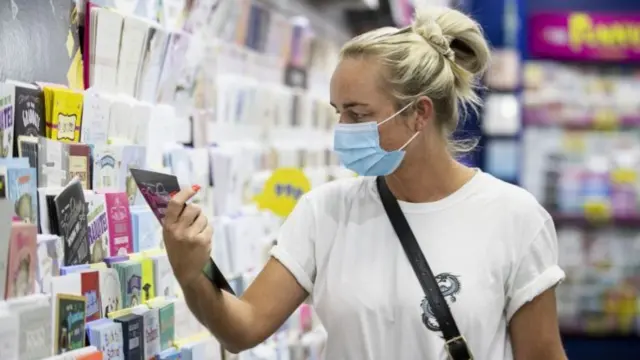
119,145,147,206
99,268,122,319
5,222,37,299
6,167,38,225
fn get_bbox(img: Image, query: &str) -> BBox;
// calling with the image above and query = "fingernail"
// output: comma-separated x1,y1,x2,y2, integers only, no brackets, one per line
170,191,178,198
192,185,201,192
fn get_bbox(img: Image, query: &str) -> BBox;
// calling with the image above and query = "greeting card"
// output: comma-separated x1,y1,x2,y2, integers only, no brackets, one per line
5,166,38,225
104,192,133,256
119,145,147,205
35,234,64,294
54,178,90,265
0,82,15,158
9,81,46,156
54,294,87,354
5,222,37,299
129,169,180,223
93,321,124,360
0,199,12,299
85,193,110,263
99,268,122,319
112,260,142,309
17,297,52,359
81,271,102,322
113,313,144,360
92,145,119,190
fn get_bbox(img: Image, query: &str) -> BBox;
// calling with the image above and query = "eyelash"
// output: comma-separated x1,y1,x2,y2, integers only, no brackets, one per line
335,110,369,123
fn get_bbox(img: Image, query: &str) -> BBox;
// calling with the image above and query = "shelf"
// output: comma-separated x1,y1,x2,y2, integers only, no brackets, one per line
562,331,640,340
552,213,640,227
523,110,640,130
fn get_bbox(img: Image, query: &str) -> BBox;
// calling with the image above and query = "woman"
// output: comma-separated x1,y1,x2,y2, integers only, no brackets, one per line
162,7,567,360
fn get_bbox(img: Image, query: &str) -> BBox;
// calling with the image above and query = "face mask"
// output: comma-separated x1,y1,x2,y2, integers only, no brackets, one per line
333,103,420,176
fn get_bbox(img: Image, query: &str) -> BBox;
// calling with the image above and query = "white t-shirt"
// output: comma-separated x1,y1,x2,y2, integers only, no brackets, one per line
270,171,565,360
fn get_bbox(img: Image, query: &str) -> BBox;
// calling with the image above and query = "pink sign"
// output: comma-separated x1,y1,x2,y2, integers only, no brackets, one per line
529,12,640,61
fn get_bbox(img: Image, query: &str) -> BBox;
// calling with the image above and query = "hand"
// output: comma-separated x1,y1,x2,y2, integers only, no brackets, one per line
162,186,213,288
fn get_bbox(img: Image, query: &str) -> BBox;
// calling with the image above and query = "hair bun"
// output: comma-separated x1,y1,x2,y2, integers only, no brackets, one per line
413,7,490,76
411,16,455,61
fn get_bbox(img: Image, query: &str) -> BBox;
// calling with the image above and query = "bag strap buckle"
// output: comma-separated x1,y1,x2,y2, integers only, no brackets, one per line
445,336,473,360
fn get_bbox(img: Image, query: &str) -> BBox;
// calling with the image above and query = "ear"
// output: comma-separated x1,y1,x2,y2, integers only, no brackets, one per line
413,96,434,132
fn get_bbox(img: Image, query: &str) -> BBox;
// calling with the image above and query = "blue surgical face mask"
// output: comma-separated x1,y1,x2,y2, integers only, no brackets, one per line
333,103,420,176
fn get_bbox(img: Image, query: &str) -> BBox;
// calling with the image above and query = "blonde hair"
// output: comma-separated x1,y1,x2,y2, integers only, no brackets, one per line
339,7,490,153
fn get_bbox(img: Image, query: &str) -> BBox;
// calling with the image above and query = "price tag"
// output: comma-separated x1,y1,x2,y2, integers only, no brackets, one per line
611,168,637,184
583,201,612,222
593,109,619,130
254,168,311,217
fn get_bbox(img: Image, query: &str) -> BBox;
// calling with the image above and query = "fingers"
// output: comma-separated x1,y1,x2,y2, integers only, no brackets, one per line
196,224,214,254
198,224,214,243
177,204,201,230
186,213,208,239
165,187,198,224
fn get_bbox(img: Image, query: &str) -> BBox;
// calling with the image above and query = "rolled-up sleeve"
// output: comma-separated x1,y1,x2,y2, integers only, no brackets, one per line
505,218,566,321
269,195,317,294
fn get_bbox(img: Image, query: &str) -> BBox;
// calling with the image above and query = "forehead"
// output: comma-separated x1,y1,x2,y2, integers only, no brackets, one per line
330,57,388,106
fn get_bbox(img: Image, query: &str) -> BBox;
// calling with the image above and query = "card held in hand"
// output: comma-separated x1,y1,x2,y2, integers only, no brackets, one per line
129,168,180,223
129,169,234,295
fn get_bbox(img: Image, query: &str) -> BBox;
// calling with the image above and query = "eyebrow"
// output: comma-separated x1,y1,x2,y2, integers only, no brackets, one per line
329,101,369,109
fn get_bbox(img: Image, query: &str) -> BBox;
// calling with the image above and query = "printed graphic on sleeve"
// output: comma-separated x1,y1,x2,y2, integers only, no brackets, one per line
420,273,462,332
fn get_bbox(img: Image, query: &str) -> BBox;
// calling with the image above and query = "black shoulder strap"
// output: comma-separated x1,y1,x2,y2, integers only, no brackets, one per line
376,176,473,360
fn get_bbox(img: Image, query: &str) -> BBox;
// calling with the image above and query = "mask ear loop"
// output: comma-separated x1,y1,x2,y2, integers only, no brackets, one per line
399,131,420,151
378,102,414,127
377,102,420,151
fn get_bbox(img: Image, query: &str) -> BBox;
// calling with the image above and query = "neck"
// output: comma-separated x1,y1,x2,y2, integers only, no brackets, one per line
384,148,476,203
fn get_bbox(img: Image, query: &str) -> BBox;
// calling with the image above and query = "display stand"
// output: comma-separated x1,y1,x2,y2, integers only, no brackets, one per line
0,0,348,359
472,0,640,357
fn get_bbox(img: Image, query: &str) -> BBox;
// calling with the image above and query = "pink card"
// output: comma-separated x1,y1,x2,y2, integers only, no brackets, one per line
5,222,37,299
104,192,133,256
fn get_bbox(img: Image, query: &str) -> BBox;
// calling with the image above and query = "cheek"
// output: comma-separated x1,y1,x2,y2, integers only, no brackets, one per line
377,125,413,151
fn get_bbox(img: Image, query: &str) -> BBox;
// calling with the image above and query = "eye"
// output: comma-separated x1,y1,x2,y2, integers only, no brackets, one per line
350,111,368,121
